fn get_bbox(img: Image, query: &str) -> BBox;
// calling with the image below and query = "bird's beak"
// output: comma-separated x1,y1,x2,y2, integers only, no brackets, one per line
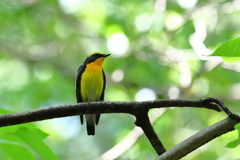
103,54,111,57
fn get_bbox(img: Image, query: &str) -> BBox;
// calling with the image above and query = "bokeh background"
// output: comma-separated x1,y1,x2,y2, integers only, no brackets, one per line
1,0,240,159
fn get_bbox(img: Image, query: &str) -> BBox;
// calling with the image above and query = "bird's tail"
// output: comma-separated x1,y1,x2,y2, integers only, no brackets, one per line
80,115,84,124
86,114,95,135
87,124,94,135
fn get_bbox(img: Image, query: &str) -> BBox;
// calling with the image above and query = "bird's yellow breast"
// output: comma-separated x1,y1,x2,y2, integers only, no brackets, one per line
80,61,104,101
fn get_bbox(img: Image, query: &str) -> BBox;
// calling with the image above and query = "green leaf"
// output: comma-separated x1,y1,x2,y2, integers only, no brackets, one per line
15,127,58,160
27,127,49,140
211,37,240,57
210,37,240,63
0,123,41,142
226,139,240,148
222,57,240,63
234,123,240,138
225,123,240,148
0,108,14,114
0,143,36,160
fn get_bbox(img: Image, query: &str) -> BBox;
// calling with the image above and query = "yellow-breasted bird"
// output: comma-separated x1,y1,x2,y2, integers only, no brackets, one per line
75,52,110,135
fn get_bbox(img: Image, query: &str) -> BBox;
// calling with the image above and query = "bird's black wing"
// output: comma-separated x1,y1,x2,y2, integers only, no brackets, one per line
95,69,106,125
100,69,106,101
76,65,85,124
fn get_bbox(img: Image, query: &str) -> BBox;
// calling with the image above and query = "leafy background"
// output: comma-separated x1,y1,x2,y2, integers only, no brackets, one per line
0,0,240,159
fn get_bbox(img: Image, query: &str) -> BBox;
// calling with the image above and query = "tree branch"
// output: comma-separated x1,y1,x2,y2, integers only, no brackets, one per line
204,97,240,121
98,109,166,160
0,98,222,127
155,117,239,160
0,97,239,159
134,110,166,155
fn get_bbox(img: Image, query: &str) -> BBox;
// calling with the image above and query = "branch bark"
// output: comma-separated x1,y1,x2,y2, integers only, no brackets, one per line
156,117,239,160
98,109,166,160
135,111,166,155
0,98,222,127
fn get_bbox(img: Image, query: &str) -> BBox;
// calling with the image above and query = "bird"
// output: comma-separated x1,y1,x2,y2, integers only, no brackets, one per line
75,52,110,135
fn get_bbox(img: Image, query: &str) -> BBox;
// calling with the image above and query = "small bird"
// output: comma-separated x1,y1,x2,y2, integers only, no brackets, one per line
75,52,110,135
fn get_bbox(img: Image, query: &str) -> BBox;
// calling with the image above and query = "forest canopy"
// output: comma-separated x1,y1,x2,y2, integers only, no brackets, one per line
0,0,240,159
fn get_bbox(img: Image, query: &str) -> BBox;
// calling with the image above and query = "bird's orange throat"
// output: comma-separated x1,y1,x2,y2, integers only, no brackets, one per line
85,57,105,73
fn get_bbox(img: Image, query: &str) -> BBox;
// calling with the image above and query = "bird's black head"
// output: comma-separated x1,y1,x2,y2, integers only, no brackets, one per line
84,52,110,65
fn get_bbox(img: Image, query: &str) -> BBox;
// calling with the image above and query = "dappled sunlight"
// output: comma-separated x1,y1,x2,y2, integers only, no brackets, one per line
106,85,130,101
164,11,184,31
177,0,197,9
37,117,80,140
229,83,240,100
222,0,240,14
58,0,86,14
135,88,156,101
0,59,29,91
34,62,54,80
107,33,129,57
191,78,209,97
111,69,124,83
168,87,180,99
135,13,153,32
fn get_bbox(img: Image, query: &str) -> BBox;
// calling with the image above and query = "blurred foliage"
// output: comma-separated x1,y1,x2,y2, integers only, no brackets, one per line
0,0,240,159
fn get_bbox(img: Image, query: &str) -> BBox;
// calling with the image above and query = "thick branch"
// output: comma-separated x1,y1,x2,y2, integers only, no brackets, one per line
156,118,239,160
0,98,222,127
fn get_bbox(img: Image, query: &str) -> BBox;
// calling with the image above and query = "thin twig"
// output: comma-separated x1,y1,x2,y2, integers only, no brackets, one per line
204,97,240,121
135,111,166,155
